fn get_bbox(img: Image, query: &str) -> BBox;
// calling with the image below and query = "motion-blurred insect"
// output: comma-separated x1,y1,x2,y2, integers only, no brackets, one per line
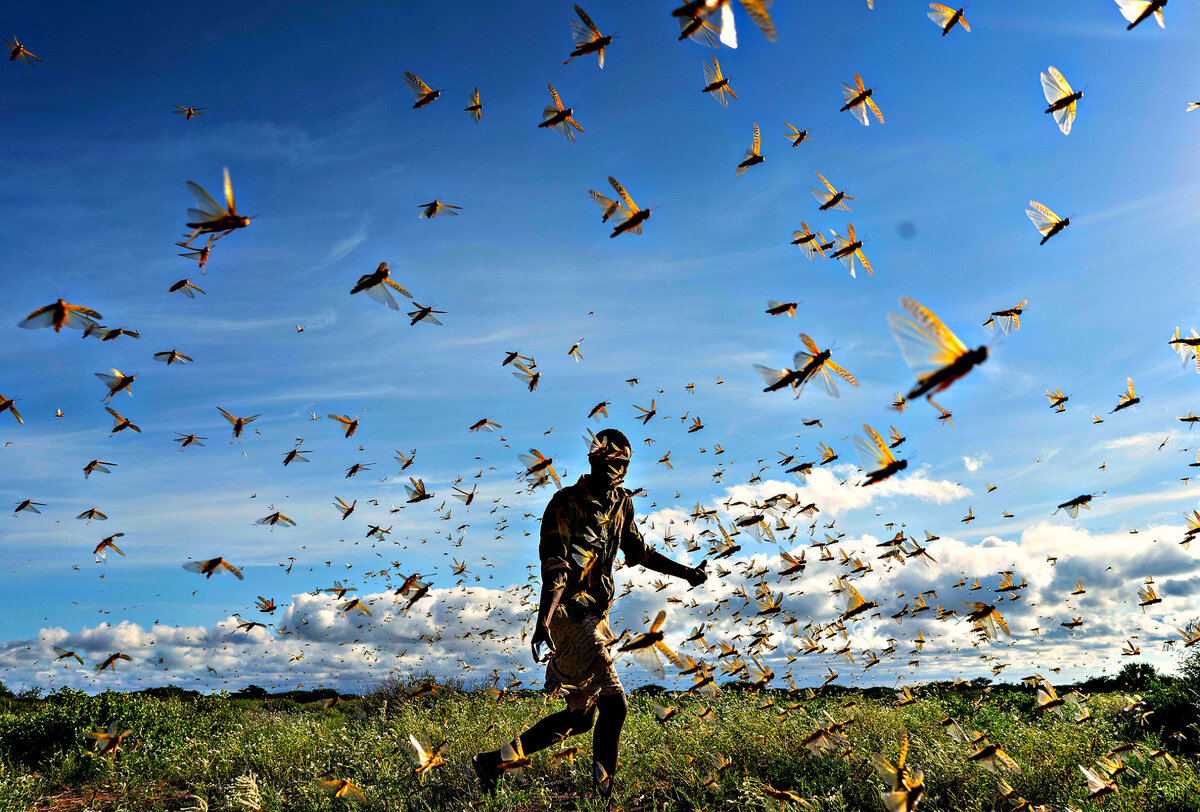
408,736,447,782
1169,327,1200,372
873,729,927,812
791,223,824,259
184,557,244,579
418,200,461,218
827,223,872,277
328,414,360,438
1138,582,1162,611
404,71,441,108
512,362,540,391
94,652,132,674
257,510,297,528
99,327,140,342
589,176,651,237
1054,494,1094,518
83,459,116,479
810,172,853,211
966,602,1011,637
1112,377,1140,412
19,300,102,333
854,424,908,486
618,610,684,679
216,407,260,443
106,407,141,435
0,393,23,425
562,5,613,68
673,0,775,46
168,279,206,298
86,721,134,756
77,508,107,524
927,4,969,35
888,296,987,402
184,168,251,242
840,73,884,126
783,121,810,147
53,646,85,665
13,499,45,516
153,350,192,365
1114,0,1167,30
519,449,562,489
333,497,357,519
840,579,879,620
407,302,446,326
171,105,205,120
1026,201,1069,244
701,56,736,106
5,36,40,66
673,1,732,48
351,261,413,311
735,123,764,176
173,433,206,450
320,777,366,801
1079,765,1118,799
176,237,214,273
93,534,125,557
1041,66,1082,135
755,334,859,398
982,300,1027,334
464,87,483,122
539,83,584,142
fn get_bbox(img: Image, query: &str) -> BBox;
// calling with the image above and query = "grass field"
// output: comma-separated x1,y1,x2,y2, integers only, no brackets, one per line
1,678,1198,812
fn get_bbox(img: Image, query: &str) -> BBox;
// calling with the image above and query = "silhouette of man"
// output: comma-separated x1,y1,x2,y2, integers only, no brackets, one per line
473,428,708,799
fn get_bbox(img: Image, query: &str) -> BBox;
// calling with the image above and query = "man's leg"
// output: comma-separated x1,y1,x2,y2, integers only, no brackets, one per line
474,704,597,792
590,690,628,798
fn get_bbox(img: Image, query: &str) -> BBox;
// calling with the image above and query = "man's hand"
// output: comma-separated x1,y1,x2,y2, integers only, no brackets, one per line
686,559,709,588
531,621,555,663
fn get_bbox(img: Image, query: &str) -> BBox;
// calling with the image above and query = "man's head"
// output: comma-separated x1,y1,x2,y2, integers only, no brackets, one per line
588,428,631,487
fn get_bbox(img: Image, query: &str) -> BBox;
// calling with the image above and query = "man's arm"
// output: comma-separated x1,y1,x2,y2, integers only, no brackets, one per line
533,493,570,662
536,573,566,628
531,573,565,662
621,505,708,587
631,546,708,586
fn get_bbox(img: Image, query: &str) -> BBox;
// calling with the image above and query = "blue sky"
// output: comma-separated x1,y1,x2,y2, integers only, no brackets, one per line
2,1,1199,695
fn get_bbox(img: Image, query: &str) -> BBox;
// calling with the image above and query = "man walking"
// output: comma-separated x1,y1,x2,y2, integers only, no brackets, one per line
473,428,708,799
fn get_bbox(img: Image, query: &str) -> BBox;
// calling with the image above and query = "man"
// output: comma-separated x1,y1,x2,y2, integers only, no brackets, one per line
473,428,708,799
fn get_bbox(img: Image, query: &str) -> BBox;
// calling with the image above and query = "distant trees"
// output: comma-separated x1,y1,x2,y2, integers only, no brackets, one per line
232,684,269,700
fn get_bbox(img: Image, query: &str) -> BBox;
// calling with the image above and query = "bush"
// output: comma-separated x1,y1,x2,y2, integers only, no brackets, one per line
1117,661,1159,691
0,687,243,772
1180,618,1200,689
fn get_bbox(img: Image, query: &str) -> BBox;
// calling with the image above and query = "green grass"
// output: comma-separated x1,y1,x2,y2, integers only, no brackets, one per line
0,685,1198,812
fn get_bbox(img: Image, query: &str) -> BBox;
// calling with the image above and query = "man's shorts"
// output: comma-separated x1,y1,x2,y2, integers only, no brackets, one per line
544,611,623,710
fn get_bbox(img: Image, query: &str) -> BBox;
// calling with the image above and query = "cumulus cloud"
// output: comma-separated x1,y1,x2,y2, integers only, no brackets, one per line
5,514,1193,697
962,454,987,472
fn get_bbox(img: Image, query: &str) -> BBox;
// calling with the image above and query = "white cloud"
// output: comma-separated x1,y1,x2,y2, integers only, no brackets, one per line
6,512,1192,697
963,454,986,472
1104,431,1171,452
